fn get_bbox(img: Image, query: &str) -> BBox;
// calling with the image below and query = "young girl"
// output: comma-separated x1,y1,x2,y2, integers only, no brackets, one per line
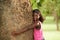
12,9,44,40
33,9,44,40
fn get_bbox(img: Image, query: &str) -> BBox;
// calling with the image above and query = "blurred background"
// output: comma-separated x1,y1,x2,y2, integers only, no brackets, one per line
30,0,60,40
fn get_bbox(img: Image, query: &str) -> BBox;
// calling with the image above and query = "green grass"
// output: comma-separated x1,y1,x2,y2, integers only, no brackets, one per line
42,16,60,40
43,16,60,31
43,31,60,40
43,16,55,24
42,24,57,31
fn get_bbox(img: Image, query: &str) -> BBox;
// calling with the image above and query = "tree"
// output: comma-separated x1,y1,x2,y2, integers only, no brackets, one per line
0,0,33,40
52,0,60,30
30,0,38,9
40,0,60,30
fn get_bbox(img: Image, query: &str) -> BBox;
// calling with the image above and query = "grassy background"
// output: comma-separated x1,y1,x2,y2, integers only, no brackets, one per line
43,31,60,40
42,16,60,40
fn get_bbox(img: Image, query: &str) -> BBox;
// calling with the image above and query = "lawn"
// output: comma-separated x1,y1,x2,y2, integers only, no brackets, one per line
43,31,60,40
42,16,60,40
43,16,60,31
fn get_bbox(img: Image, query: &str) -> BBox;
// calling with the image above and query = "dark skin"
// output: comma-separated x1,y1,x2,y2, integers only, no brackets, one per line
11,13,41,36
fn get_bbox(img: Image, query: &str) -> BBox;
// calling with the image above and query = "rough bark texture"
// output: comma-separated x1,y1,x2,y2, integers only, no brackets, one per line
0,0,33,40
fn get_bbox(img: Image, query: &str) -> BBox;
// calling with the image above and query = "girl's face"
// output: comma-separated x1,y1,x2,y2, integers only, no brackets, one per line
34,13,40,21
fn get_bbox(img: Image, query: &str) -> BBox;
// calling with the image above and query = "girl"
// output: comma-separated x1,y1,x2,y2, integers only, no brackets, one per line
33,9,44,40
12,9,44,40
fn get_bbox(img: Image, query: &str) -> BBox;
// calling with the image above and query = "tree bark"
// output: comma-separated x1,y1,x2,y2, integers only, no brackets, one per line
0,0,33,40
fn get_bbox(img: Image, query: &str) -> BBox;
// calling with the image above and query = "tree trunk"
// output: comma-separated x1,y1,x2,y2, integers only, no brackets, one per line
55,12,59,31
0,0,33,40
53,10,59,31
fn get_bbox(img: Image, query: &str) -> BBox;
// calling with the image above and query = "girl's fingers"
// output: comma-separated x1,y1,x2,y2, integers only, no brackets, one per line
11,31,17,36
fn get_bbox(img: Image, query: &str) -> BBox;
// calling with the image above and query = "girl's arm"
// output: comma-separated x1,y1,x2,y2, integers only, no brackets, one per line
35,22,41,30
12,22,37,36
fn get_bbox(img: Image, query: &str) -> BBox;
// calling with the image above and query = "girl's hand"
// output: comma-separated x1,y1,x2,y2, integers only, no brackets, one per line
11,31,20,36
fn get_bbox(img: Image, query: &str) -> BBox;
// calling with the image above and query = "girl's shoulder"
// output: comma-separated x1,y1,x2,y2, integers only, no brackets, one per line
39,21,42,24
